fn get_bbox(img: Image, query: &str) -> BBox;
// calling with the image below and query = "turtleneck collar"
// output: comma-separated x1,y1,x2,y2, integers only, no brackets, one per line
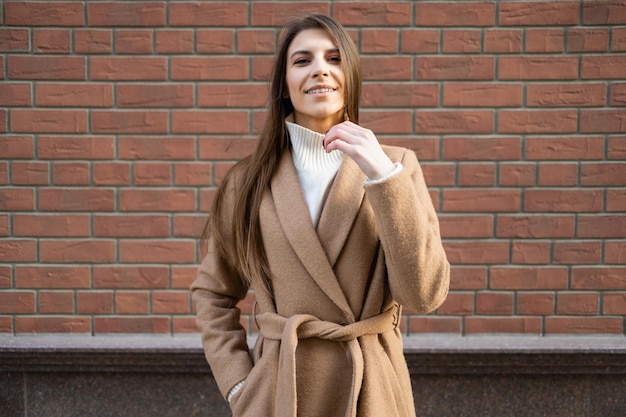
285,120,344,172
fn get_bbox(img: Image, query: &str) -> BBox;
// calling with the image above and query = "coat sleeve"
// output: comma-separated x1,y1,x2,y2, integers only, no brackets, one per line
364,148,450,314
190,176,253,399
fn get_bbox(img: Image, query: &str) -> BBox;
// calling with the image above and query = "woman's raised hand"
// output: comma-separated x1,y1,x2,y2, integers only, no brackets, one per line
323,121,395,180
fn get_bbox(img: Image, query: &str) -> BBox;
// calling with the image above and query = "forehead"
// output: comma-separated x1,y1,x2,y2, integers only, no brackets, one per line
287,28,337,55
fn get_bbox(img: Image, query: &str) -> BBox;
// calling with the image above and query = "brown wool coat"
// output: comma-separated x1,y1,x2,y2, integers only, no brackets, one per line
191,145,450,417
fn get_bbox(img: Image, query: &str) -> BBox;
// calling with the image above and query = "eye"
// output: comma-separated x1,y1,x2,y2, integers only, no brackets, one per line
328,55,341,64
294,58,310,65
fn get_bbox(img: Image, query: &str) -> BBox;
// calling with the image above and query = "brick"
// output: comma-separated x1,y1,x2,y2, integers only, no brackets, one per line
499,1,579,26
583,0,626,24
0,240,36,262
94,317,170,334
52,164,88,184
442,241,510,265
198,83,269,108
581,162,626,186
407,317,461,334
117,84,193,108
607,190,626,212
417,56,494,80
444,83,522,107
526,136,605,161
611,83,626,106
0,28,29,51
94,215,170,238
0,189,34,211
416,2,495,26
39,188,115,212
0,291,35,313
0,163,7,185
490,267,568,290
170,2,248,26
525,189,602,213
119,189,196,212
14,214,90,237
436,292,474,315
580,109,626,133
603,293,626,315
517,292,555,315
173,163,211,186
360,29,398,53
11,162,50,185
254,2,330,26
557,292,599,315
361,56,412,81
608,136,626,160
417,111,493,134
525,29,565,53
153,291,190,314
36,83,113,107
442,30,481,53
156,30,193,54
92,110,168,134
538,163,578,186
198,137,257,161
476,292,514,315
361,110,412,134
116,291,150,314
6,1,84,26
172,266,198,289
498,110,577,134
92,162,130,186
0,216,8,238
40,240,115,263
0,135,34,159
443,137,521,161
449,267,487,290
421,163,455,187
90,57,167,81
8,56,85,80
511,241,552,264
442,189,520,212
380,138,439,161
171,57,248,81
577,215,626,238
568,29,610,52
499,56,578,80
553,241,602,265
11,110,88,134
251,56,274,81
400,29,439,53
544,317,623,334
582,56,626,79
171,110,249,134
465,317,542,334
571,267,626,289
39,291,74,314
613,27,626,51
119,240,195,264
115,29,153,54
0,318,12,333
497,215,575,239
134,162,172,186
16,317,91,333
0,83,30,106
38,136,115,160
196,30,235,53
333,2,411,26
88,2,165,26
439,215,493,238
33,29,71,53
119,136,196,160
173,317,200,333
77,292,113,315
238,29,276,54
172,215,205,239
526,83,607,107
484,29,522,53
458,163,495,186
15,266,90,289
74,29,112,54
94,266,169,289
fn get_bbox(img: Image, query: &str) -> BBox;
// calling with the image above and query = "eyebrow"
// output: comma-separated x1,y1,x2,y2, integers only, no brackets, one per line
289,48,340,59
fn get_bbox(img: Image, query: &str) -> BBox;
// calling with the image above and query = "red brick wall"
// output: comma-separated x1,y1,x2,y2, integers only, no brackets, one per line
1,1,625,335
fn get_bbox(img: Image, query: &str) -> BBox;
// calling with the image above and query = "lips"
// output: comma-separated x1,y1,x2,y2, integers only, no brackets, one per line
306,86,337,94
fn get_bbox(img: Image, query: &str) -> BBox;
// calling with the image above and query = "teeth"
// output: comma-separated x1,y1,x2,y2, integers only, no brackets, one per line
307,88,334,94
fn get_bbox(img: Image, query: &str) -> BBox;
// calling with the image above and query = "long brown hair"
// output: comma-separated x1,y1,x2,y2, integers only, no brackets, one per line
201,14,362,292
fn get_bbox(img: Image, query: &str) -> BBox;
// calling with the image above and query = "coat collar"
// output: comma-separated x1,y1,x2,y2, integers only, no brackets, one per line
270,150,366,322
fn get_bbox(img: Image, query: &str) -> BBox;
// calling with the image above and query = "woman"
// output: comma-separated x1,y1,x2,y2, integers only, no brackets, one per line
191,13,450,417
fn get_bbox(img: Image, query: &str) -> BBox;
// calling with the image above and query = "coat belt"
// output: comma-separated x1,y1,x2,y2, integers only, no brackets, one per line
254,304,401,417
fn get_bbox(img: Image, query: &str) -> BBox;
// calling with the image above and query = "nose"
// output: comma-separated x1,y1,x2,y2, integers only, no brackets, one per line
311,58,329,77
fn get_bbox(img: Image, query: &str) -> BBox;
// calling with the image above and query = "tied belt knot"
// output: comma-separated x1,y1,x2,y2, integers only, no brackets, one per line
254,304,401,417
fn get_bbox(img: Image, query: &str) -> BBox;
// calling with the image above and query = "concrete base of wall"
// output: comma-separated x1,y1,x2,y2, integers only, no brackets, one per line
1,335,625,417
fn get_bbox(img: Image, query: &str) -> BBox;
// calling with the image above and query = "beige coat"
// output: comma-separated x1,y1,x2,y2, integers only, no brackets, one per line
191,145,450,417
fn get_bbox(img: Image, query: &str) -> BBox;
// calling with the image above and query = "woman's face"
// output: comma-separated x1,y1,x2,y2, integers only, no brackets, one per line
285,28,345,134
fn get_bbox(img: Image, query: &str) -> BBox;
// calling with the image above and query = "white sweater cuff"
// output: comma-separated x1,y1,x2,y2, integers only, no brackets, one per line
365,162,403,185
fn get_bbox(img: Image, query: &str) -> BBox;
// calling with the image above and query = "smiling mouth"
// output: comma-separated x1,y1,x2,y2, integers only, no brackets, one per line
306,88,336,94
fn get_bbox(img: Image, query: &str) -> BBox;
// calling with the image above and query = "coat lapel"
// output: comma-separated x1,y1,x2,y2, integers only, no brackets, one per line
316,156,366,266
271,151,355,321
